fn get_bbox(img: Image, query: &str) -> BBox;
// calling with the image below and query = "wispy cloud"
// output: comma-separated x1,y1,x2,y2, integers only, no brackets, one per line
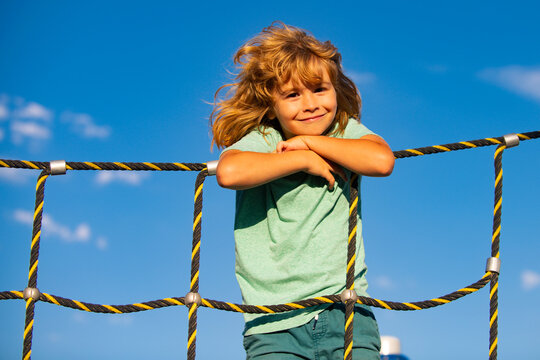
95,171,149,186
0,95,54,149
13,209,91,243
13,209,110,250
0,93,112,152
372,275,395,290
478,65,540,102
521,270,540,291
12,101,53,122
11,120,51,144
0,101,8,120
0,168,36,184
346,70,377,86
61,111,111,139
96,236,108,250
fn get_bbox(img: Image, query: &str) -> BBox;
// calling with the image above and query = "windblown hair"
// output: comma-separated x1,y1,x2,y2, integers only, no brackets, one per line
211,22,362,148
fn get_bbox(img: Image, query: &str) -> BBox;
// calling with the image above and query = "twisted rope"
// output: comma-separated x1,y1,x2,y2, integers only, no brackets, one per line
344,174,359,360
489,144,505,360
0,272,492,314
187,169,208,360
0,130,538,360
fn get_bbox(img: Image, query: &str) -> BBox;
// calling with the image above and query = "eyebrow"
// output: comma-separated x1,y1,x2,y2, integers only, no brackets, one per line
278,80,331,94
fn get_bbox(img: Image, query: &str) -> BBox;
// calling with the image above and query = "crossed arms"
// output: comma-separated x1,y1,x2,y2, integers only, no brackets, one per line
216,134,395,191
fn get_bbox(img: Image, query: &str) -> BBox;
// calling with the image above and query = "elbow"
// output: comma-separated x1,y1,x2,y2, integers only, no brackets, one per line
216,162,236,189
374,153,395,177
216,160,245,189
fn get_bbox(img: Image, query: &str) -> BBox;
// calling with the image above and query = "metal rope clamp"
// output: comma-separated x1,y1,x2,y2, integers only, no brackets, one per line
23,287,41,302
49,160,67,176
206,160,219,176
486,257,501,274
184,292,202,307
503,134,520,148
340,289,358,304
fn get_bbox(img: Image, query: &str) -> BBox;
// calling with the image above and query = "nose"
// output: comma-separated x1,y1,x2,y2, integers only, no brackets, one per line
302,92,318,112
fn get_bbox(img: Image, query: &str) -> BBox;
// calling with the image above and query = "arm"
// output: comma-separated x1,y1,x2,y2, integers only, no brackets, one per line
216,149,346,190
276,134,395,177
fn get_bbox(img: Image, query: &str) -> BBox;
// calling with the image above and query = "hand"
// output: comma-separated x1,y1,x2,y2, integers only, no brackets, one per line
276,136,310,153
303,151,347,190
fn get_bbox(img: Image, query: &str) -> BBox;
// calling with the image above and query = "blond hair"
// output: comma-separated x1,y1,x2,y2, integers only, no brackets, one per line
211,22,362,148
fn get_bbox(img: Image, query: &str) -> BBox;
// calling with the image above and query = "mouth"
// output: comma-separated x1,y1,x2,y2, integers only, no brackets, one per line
297,113,327,122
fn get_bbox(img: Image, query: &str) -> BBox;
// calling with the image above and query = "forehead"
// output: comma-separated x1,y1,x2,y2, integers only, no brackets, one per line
277,61,332,91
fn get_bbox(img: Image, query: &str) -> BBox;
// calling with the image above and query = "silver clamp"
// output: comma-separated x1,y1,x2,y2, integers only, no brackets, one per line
486,257,501,274
340,289,358,303
184,292,202,307
23,287,41,301
49,160,67,175
503,134,520,148
206,160,219,176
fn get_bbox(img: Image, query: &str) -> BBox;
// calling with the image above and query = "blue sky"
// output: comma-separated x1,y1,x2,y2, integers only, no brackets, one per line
1,1,539,359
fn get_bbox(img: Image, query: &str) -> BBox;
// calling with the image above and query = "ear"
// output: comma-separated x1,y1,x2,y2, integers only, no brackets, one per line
266,108,276,120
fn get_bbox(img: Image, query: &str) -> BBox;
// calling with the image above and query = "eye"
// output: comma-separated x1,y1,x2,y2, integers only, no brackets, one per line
285,92,299,98
314,86,326,93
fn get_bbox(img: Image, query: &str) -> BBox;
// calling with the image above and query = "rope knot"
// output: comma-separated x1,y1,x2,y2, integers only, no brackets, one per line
185,292,202,307
485,257,501,274
340,289,358,304
23,287,41,301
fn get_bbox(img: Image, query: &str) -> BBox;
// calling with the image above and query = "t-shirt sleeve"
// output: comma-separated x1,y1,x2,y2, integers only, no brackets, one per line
339,119,377,139
220,128,281,157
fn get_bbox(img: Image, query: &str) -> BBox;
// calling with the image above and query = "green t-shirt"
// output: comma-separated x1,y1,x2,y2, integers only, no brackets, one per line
222,119,375,335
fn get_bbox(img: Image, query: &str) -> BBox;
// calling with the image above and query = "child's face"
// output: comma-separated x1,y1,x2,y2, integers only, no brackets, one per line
271,68,337,139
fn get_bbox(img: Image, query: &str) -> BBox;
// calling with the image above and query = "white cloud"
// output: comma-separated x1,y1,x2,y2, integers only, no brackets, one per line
0,168,37,184
96,236,108,250
11,120,51,144
95,171,149,186
61,111,111,139
372,275,395,290
346,70,377,86
13,209,91,243
13,102,53,122
0,103,8,120
478,65,540,102
13,209,33,225
521,270,540,291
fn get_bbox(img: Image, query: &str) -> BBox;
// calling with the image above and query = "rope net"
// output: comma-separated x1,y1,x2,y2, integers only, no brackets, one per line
1,130,539,360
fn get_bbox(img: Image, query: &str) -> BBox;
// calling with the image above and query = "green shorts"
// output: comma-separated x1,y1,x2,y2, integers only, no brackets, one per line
243,304,381,360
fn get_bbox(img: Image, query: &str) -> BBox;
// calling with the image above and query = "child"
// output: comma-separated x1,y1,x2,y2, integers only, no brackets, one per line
211,22,394,359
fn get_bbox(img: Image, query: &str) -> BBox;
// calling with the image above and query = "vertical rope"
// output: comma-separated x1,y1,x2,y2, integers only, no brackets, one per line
489,145,505,360
22,170,49,360
187,169,208,360
344,174,359,360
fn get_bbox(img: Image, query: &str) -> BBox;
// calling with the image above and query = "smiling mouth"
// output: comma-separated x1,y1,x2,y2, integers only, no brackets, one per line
298,113,327,121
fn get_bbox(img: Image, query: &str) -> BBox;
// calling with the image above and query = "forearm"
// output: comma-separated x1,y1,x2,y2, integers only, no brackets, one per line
216,150,312,190
303,135,395,177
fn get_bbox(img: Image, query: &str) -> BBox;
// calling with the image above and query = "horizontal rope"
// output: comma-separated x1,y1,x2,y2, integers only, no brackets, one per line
0,131,538,172
0,272,493,314
393,131,539,159
0,160,206,172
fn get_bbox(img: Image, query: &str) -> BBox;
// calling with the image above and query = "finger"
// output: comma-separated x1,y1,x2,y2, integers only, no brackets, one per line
325,171,336,191
326,160,347,182
276,141,287,153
